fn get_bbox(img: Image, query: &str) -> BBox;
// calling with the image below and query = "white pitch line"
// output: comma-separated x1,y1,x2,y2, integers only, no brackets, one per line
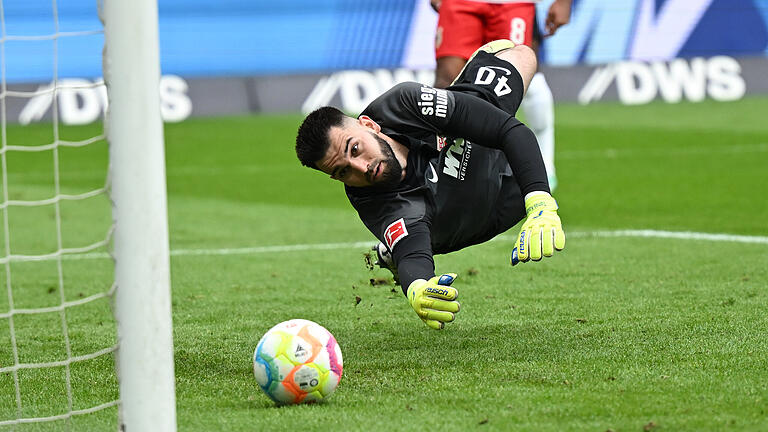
570,229,768,244
175,229,767,256
16,229,768,262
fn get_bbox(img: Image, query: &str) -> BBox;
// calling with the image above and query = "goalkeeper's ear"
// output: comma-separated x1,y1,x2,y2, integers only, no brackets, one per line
357,115,381,133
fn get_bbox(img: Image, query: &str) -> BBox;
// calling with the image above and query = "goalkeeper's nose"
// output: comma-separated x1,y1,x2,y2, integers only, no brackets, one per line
351,158,368,175
344,157,366,177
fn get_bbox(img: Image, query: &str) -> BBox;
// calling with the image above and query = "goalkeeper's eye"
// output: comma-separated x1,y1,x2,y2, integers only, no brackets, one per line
351,143,359,156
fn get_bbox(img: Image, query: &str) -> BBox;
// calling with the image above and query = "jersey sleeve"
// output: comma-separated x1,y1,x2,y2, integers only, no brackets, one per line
389,224,434,294
346,189,436,292
361,82,455,143
441,90,550,195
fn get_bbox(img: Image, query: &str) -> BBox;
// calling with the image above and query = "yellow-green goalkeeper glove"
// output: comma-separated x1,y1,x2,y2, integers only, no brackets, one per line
511,192,566,265
407,274,460,330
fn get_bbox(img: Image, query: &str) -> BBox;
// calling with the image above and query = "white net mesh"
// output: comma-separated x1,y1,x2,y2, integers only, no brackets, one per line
0,0,119,429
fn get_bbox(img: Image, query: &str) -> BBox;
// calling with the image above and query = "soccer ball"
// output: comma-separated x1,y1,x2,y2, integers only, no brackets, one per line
253,319,343,405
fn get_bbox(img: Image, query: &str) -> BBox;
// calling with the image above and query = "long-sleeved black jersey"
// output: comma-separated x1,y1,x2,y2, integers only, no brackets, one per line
345,52,549,292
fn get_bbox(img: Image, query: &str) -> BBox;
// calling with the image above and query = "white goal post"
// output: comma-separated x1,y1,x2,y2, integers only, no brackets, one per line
102,0,177,430
0,0,176,428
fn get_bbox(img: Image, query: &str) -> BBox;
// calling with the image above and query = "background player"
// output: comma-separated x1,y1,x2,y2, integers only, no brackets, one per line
431,0,572,190
295,40,565,330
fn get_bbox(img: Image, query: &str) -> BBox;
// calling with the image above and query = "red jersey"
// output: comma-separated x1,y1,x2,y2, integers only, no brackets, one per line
435,0,537,59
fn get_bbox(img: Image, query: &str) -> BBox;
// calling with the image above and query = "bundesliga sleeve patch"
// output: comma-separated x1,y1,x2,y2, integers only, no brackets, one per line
384,218,408,250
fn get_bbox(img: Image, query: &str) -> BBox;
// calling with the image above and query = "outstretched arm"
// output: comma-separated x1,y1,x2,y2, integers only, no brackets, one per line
389,223,461,330
442,90,550,196
350,192,461,330
440,91,565,263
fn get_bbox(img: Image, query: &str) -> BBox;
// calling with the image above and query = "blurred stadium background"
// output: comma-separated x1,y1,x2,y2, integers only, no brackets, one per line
5,0,768,124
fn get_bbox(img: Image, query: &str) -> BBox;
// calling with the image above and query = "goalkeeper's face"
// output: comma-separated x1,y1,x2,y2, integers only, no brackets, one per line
317,118,403,188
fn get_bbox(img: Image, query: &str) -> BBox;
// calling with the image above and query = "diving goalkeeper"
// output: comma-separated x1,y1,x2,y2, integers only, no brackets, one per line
294,40,565,330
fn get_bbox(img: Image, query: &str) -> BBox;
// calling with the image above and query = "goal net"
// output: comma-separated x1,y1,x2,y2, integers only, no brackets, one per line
0,0,176,430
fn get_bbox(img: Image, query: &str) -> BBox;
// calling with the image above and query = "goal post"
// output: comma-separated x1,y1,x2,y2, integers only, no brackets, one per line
101,0,177,430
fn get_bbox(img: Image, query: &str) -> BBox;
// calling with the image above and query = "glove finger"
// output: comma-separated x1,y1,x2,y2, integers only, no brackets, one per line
555,228,566,250
517,228,530,261
530,226,543,261
510,247,519,266
542,226,555,257
424,297,460,313
422,318,444,330
424,309,455,323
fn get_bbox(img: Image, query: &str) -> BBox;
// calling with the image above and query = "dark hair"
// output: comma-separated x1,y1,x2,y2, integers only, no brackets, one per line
295,106,347,170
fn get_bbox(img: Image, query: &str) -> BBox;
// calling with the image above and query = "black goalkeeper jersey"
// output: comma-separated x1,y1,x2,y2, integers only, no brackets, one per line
344,53,549,290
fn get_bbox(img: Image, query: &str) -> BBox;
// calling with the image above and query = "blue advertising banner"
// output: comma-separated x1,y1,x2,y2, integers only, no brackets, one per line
3,0,768,82
536,0,768,66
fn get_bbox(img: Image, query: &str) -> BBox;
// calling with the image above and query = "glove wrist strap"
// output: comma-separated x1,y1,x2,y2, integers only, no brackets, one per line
407,279,427,295
524,190,551,201
524,191,557,214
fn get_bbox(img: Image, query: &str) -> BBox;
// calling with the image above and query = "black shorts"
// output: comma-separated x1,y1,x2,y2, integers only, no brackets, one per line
446,50,526,117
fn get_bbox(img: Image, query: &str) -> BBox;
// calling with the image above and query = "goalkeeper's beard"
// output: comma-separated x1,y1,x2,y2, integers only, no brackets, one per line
369,132,402,189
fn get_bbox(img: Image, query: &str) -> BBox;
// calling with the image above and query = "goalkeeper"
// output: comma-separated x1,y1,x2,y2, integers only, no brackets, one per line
294,40,565,330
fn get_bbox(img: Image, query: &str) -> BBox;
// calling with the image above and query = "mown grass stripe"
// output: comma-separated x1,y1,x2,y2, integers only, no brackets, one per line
43,229,765,262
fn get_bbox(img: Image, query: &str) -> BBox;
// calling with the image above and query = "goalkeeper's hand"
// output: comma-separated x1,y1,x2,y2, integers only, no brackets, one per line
406,274,460,330
511,192,566,265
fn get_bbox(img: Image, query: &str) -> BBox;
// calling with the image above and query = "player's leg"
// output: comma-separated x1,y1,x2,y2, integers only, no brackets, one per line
481,2,537,92
434,0,485,89
494,44,537,94
445,2,536,118
519,18,557,189
487,3,556,189
446,42,533,121
519,71,556,189
435,57,467,89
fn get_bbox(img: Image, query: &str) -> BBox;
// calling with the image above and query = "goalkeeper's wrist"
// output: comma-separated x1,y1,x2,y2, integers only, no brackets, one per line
524,190,551,201
406,278,428,297
524,191,557,214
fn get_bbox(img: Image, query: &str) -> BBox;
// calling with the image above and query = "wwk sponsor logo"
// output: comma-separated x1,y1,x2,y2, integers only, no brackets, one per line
19,75,192,125
442,138,471,181
579,56,745,105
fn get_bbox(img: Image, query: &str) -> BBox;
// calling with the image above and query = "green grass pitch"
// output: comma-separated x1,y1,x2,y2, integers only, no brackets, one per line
1,96,767,431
